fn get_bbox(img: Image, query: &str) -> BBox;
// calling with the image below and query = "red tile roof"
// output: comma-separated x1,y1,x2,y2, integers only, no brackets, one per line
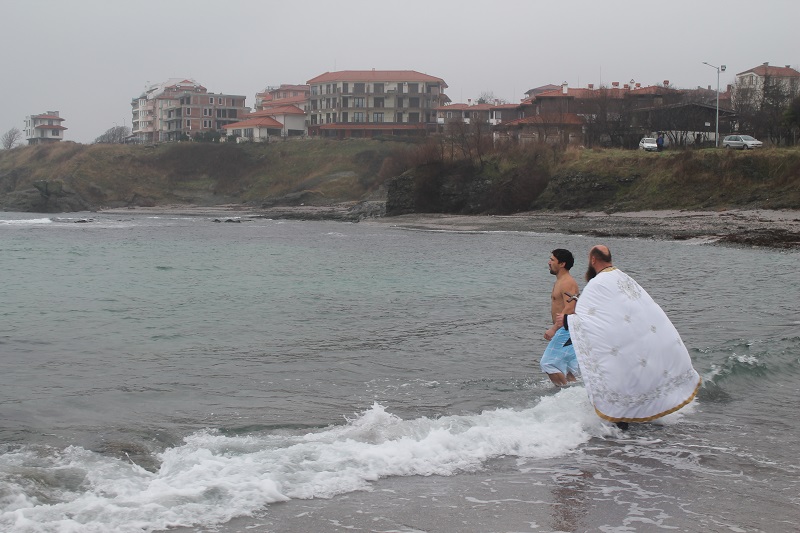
33,114,64,120
736,64,800,78
35,124,67,130
533,85,678,99
260,95,307,108
307,70,447,88
222,116,284,130
503,113,585,126
247,105,305,117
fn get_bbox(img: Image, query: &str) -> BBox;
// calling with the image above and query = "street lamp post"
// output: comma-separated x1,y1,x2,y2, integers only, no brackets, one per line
702,62,726,147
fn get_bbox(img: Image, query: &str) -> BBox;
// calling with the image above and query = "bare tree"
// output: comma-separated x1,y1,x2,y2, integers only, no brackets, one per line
94,125,131,144
476,91,508,105
2,127,22,149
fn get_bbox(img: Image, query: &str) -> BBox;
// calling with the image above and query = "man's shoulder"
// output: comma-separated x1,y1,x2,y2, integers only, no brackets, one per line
555,273,579,291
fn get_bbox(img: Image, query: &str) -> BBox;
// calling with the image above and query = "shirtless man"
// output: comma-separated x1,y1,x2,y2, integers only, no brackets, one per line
540,249,580,386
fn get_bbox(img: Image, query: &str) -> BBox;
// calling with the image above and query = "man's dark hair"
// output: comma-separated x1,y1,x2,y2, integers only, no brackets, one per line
589,246,612,263
552,249,574,270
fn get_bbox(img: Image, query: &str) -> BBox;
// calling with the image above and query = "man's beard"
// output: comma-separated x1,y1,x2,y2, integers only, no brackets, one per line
585,264,597,281
549,266,556,275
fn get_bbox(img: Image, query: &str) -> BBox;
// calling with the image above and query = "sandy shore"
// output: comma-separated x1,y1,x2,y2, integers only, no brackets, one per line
99,205,800,249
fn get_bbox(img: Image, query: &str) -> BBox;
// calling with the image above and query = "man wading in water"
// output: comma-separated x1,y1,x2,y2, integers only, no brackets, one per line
540,249,580,386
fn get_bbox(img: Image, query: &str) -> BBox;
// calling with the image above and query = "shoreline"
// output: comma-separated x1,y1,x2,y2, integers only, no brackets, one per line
98,205,800,249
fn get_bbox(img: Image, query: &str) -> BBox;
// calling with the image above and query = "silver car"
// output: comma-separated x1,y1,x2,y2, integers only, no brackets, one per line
638,137,658,151
722,135,763,149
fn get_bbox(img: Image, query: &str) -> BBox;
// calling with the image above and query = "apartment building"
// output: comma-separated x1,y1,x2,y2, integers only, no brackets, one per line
24,111,67,145
306,70,448,138
131,79,249,143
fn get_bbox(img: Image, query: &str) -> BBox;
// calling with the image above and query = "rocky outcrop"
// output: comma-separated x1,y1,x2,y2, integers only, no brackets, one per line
1,179,91,213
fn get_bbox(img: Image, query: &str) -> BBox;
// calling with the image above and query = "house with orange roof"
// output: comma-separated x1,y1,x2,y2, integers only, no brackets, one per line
499,81,694,147
255,84,310,111
436,102,522,135
306,70,448,138
735,62,800,94
24,111,67,145
223,104,307,142
131,79,249,143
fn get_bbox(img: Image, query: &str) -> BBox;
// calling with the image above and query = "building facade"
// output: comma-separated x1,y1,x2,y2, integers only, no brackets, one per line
222,104,307,142
131,79,249,143
24,111,67,145
306,70,448,138
255,84,310,111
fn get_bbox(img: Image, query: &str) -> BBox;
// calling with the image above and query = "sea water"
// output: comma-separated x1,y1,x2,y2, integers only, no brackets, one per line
0,212,798,533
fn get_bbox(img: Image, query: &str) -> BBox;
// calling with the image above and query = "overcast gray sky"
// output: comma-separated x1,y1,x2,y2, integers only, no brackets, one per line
2,0,797,144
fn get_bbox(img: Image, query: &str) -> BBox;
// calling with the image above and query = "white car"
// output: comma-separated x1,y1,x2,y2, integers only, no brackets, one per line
638,137,658,151
722,135,763,149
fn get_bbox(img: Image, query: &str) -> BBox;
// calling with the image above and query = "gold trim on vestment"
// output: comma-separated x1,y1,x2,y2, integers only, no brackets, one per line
593,377,703,424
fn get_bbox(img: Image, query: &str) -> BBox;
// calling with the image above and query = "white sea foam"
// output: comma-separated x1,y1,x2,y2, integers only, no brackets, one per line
0,217,53,225
0,388,609,533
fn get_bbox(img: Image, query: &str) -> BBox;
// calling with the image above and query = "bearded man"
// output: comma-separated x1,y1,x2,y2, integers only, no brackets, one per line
557,245,701,426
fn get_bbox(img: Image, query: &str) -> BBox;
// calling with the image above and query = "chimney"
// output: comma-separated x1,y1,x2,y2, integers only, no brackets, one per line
612,81,619,88
624,84,630,90
787,65,792,68
663,80,669,87
708,85,712,90
763,62,769,66
588,83,594,90
635,83,641,88
561,82,568,94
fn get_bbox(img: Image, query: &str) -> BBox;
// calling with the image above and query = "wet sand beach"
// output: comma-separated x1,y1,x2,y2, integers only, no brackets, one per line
101,205,800,249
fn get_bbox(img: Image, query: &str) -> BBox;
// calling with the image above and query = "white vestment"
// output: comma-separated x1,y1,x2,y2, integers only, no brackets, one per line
569,268,701,422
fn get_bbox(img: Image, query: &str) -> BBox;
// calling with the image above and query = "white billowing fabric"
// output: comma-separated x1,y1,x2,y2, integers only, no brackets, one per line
570,268,701,422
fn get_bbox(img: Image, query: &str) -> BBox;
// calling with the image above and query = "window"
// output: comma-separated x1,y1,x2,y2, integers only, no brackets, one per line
186,108,191,115
397,97,404,108
186,120,191,128
342,83,349,94
342,97,349,108
354,97,365,108
203,108,210,116
408,83,419,94
353,112,365,123
409,97,420,108
244,128,253,138
374,83,384,94
354,83,365,94
408,113,420,123
52,129,59,136
210,97,214,104
374,97,384,108
203,119,212,128
374,112,384,123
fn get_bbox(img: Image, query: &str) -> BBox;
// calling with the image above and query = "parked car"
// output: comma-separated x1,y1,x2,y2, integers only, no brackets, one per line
722,135,763,149
638,137,658,151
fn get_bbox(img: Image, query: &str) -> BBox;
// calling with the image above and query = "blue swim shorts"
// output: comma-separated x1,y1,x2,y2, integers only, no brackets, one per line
540,327,580,377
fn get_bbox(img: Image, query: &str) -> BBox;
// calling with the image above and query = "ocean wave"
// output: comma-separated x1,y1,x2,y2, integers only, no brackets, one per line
0,389,615,533
0,218,53,226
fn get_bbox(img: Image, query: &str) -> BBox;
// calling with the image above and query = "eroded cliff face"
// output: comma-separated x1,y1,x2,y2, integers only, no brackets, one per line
385,160,549,216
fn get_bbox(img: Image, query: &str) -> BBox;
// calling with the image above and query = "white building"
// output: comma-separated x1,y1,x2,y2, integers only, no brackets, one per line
24,111,67,145
131,79,249,143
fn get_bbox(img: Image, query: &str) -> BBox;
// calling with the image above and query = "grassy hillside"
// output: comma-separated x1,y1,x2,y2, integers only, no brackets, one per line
534,146,800,211
0,139,420,211
1,140,798,213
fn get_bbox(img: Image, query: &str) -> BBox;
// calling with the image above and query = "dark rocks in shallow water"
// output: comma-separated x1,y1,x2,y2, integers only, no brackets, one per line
717,229,800,249
213,218,242,223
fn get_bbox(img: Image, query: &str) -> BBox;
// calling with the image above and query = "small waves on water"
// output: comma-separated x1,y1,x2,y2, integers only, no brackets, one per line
0,388,618,533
